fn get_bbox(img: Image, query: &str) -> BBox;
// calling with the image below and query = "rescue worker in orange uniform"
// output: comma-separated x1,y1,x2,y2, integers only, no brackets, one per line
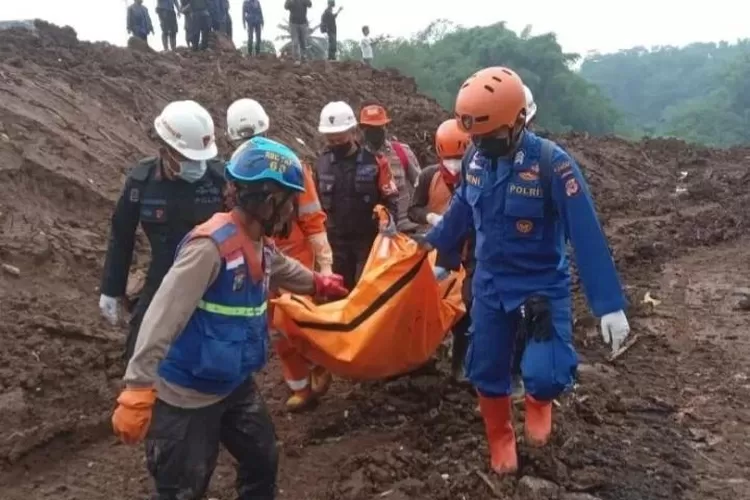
226,98,336,412
408,118,473,380
271,157,336,411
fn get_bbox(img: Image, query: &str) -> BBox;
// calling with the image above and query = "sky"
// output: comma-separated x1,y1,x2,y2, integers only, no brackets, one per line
1,0,748,56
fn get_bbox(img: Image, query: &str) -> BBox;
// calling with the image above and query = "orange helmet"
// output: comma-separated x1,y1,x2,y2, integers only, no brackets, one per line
359,104,391,126
435,119,470,159
454,67,526,135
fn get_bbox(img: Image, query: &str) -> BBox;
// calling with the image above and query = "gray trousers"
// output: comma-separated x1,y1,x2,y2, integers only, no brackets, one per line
289,22,308,61
145,378,278,500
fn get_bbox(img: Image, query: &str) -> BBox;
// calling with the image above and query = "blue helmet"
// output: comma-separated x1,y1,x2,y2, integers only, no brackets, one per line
226,136,305,193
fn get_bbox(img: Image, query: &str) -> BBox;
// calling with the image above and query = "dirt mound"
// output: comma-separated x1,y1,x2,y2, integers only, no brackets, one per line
1,21,749,500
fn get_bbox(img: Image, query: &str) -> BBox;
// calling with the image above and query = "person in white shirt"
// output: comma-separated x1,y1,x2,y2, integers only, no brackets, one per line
360,25,373,64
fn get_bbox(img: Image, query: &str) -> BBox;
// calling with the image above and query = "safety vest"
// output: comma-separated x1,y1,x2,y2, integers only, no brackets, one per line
273,163,324,270
316,146,383,239
158,212,271,396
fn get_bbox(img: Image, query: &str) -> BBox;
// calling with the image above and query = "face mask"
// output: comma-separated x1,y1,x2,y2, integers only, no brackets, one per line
442,159,462,174
330,142,353,160
474,135,513,158
178,160,207,183
363,128,386,150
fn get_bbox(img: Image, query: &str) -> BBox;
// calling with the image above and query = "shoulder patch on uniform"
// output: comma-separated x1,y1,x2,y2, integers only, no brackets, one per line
129,157,158,181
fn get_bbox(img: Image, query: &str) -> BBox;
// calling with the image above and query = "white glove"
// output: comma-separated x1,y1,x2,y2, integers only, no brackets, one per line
600,310,630,354
426,212,443,227
99,294,119,326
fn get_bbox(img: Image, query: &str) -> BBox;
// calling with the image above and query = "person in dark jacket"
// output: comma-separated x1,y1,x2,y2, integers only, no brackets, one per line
156,0,180,51
98,101,226,361
315,101,399,290
284,0,311,63
222,0,233,37
127,0,154,43
207,0,225,31
182,0,211,50
243,0,264,56
320,0,342,61
180,0,192,47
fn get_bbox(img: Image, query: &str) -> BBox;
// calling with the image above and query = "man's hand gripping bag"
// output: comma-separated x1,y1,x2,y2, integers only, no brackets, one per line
272,206,466,379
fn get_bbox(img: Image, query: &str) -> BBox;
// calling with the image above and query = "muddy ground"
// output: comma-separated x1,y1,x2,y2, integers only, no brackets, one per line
0,22,748,500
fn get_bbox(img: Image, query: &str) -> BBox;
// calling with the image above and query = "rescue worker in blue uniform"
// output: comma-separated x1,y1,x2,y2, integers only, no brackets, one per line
111,137,349,499
126,0,154,43
421,67,631,475
98,100,226,361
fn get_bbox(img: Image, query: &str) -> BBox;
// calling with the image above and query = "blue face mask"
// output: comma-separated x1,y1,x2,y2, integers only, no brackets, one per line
178,160,207,183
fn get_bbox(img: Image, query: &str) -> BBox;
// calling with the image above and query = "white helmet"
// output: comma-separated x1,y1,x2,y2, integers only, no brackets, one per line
154,100,218,161
524,85,537,124
318,101,357,134
226,98,270,141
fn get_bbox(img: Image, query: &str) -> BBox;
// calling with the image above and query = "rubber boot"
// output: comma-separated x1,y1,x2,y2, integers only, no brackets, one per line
161,33,169,51
477,395,518,475
524,395,553,447
285,386,316,413
169,33,177,50
311,366,332,397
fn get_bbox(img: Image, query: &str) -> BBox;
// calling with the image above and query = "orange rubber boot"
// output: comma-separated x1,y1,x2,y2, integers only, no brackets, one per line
311,366,332,397
477,395,518,475
524,395,553,447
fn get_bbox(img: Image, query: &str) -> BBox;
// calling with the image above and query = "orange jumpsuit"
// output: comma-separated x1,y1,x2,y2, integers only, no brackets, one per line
271,162,333,397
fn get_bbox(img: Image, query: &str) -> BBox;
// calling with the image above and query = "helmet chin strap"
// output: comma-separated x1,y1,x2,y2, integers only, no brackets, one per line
235,186,293,238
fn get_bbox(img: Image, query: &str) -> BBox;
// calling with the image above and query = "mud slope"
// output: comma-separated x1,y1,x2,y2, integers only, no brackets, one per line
1,21,749,500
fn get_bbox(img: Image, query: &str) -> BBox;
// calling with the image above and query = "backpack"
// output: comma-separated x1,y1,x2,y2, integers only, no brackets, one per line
390,140,409,175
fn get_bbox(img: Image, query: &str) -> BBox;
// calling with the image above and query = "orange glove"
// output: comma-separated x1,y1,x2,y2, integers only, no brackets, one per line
112,387,157,445
313,272,349,301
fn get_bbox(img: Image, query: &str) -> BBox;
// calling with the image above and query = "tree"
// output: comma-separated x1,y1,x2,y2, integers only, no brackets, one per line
239,40,277,56
338,22,623,135
275,22,327,60
580,40,750,146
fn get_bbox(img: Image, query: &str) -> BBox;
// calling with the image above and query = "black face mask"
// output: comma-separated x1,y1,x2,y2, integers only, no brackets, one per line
330,142,354,160
234,185,293,237
363,128,386,150
474,127,522,158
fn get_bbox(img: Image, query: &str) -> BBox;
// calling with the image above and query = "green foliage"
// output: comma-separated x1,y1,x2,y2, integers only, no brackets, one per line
338,20,624,135
581,41,750,147
340,20,620,134
239,39,277,55
275,22,328,60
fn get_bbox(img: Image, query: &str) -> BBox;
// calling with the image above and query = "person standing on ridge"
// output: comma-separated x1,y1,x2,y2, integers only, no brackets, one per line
284,0,312,64
360,25,374,64
180,0,193,47
408,118,473,380
155,0,180,50
359,104,421,234
182,0,212,50
111,137,349,499
315,101,399,290
206,0,224,32
126,0,154,44
524,84,538,129
320,0,342,61
418,67,630,475
98,101,227,361
243,0,264,56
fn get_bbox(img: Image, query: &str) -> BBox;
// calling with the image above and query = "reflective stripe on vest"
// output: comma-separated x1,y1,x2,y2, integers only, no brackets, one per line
197,300,268,317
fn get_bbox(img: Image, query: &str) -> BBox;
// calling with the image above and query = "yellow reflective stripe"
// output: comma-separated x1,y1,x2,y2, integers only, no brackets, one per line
298,200,321,215
197,300,267,317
